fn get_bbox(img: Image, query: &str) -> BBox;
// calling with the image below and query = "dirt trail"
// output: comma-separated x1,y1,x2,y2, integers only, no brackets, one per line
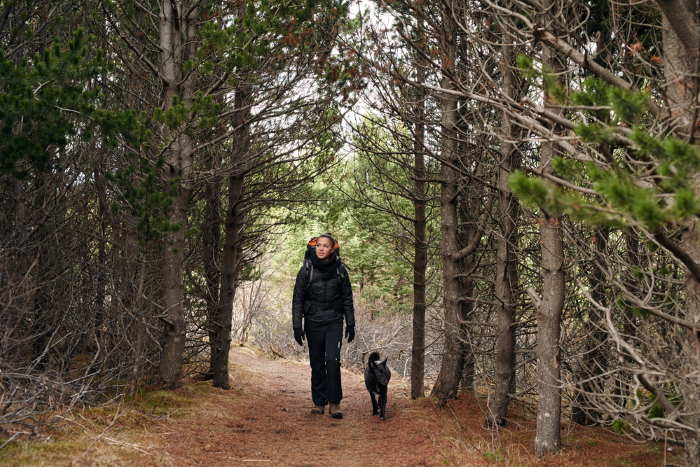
0,346,670,466
143,346,667,467
160,346,451,466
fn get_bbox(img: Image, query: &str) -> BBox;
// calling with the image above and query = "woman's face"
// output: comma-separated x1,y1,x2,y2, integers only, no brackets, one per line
315,237,333,260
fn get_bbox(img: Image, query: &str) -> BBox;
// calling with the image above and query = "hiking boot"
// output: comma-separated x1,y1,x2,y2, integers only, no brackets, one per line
329,403,343,419
311,405,325,414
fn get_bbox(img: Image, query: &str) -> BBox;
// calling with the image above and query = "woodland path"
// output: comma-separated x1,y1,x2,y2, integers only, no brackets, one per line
145,346,665,467
158,346,454,466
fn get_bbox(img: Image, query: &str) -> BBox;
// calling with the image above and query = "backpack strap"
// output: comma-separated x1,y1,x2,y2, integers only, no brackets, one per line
336,261,347,282
305,257,346,289
304,258,314,290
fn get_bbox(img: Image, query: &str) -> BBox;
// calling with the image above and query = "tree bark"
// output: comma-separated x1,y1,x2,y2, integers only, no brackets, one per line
534,41,566,457
459,342,475,392
30,174,55,370
660,1,700,462
158,0,194,388
456,186,478,395
489,42,521,427
431,9,463,406
534,215,564,457
212,80,252,389
203,151,222,380
457,259,476,394
410,11,427,401
94,168,108,350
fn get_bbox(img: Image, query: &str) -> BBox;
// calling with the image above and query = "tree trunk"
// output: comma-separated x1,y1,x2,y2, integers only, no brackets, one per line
457,275,476,394
212,81,252,389
680,273,700,465
158,0,194,388
159,185,188,388
30,174,54,370
534,214,564,458
534,43,566,457
659,1,700,462
456,193,477,394
410,12,427,400
431,10,462,405
489,41,521,427
459,344,475,392
212,174,243,389
203,153,222,380
132,258,148,388
94,168,109,351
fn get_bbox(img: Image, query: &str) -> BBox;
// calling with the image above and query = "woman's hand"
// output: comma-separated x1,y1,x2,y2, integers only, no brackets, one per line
293,327,305,346
345,325,355,343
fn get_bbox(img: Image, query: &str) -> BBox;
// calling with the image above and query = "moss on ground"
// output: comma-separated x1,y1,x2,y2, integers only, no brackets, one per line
0,440,89,466
130,390,193,415
0,380,218,466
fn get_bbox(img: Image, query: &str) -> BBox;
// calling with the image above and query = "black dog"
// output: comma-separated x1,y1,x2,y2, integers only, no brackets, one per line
364,351,391,420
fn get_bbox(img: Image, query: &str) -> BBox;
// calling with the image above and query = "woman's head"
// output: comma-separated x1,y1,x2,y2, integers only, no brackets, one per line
315,233,336,260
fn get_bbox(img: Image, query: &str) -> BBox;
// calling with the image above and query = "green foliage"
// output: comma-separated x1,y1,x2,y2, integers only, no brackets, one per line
628,127,664,160
511,65,700,233
268,117,439,317
630,305,650,319
608,87,648,124
509,170,580,219
106,153,179,240
516,54,538,80
482,451,506,463
0,29,104,177
91,108,151,146
670,188,700,219
612,418,627,434
593,171,668,229
654,135,700,192
0,26,176,238
571,78,609,107
571,78,649,123
646,403,664,419
572,77,649,124
508,170,552,211
634,388,682,420
542,66,567,104
515,54,566,102
575,123,614,144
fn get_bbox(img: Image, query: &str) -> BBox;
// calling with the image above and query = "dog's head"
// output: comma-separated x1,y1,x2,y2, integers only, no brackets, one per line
368,355,390,386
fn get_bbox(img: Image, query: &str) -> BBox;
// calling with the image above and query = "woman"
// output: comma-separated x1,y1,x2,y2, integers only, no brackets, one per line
292,233,355,419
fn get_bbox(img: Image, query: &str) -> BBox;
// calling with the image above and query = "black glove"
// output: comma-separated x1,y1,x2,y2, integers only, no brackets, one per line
345,325,355,343
293,327,304,346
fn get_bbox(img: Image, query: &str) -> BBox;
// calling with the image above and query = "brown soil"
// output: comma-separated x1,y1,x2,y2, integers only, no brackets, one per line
151,346,668,466
160,346,451,466
3,345,670,466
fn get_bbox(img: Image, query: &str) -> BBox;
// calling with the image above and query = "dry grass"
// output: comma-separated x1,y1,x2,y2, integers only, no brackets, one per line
419,393,676,466
0,349,679,466
0,380,219,466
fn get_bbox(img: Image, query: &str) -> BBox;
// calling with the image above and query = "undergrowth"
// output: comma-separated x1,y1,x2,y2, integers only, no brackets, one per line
0,380,217,466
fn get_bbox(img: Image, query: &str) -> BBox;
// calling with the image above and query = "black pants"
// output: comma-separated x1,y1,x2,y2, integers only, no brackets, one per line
305,319,343,406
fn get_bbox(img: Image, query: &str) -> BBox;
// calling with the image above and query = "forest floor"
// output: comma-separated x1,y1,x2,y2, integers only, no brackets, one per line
0,345,675,466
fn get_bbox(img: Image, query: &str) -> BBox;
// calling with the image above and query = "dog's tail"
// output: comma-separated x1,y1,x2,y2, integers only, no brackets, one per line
368,351,381,362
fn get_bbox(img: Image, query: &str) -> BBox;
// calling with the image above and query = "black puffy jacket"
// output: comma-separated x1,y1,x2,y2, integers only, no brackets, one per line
292,247,355,329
